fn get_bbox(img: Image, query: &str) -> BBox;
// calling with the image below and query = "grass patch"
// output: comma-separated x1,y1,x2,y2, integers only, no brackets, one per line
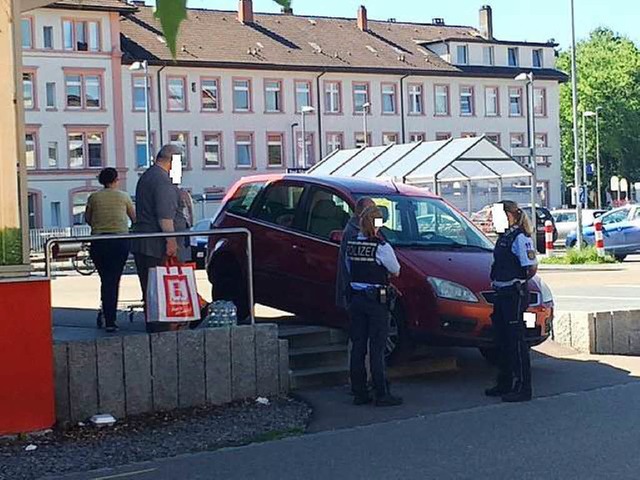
0,228,23,266
541,246,616,265
251,427,305,444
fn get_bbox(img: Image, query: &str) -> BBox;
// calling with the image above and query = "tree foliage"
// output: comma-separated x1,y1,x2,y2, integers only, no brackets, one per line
557,28,640,187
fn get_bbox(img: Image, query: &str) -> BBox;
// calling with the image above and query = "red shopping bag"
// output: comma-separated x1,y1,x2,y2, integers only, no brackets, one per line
147,258,201,322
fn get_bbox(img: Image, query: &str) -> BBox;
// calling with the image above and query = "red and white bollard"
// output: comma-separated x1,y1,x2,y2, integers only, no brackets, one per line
594,220,605,257
544,220,554,255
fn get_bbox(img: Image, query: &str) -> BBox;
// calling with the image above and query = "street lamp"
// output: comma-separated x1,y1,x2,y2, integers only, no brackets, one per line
515,71,538,252
300,106,315,169
361,102,371,147
595,107,603,209
290,122,298,170
570,0,583,248
582,110,597,208
129,61,152,167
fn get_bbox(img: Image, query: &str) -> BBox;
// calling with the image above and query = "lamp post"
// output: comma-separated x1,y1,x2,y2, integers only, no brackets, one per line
129,61,151,166
515,71,537,252
290,122,298,170
362,102,371,147
570,0,583,248
595,107,603,209
583,110,597,208
300,106,315,169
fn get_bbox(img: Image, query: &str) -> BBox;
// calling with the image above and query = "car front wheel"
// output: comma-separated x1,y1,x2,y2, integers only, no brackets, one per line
479,347,500,366
386,305,414,365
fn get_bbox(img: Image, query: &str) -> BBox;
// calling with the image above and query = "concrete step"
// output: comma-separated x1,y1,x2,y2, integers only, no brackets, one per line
289,343,349,370
290,364,349,390
278,325,347,349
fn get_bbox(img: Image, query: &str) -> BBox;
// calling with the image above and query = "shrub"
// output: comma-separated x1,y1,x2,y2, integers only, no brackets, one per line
541,246,616,265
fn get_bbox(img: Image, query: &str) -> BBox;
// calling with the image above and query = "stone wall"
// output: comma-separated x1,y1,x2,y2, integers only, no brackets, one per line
53,324,289,425
553,310,640,355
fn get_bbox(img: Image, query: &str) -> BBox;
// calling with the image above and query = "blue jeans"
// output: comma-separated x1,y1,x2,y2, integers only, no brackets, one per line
90,238,130,328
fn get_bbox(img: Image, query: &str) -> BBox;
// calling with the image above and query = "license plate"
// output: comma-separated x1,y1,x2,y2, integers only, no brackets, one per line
197,252,205,258
524,312,537,329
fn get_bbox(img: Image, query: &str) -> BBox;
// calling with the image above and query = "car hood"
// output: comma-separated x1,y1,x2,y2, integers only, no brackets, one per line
397,248,494,293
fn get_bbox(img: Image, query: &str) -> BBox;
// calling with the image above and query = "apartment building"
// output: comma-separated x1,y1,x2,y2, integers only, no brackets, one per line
22,0,567,228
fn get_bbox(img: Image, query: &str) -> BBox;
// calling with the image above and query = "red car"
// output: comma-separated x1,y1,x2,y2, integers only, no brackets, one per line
207,175,553,362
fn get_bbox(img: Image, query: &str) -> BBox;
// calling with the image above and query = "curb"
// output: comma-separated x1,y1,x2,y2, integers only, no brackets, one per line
538,263,623,272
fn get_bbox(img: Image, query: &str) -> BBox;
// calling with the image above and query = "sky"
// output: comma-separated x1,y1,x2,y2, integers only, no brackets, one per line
183,0,640,49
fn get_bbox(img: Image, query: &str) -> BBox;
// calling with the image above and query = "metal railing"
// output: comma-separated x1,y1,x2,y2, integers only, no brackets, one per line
30,226,91,253
44,228,255,324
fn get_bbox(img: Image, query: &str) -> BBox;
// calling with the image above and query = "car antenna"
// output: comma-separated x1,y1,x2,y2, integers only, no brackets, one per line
390,178,401,193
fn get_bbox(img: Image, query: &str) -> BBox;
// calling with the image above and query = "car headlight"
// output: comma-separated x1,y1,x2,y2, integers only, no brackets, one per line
427,277,479,303
538,278,554,304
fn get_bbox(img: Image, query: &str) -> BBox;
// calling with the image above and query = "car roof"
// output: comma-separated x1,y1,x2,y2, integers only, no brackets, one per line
236,174,438,198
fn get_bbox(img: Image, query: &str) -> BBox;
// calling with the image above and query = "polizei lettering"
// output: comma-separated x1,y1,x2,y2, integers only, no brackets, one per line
346,241,378,262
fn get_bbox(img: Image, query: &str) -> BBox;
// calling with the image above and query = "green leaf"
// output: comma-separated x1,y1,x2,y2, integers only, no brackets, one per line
154,0,187,59
273,0,293,9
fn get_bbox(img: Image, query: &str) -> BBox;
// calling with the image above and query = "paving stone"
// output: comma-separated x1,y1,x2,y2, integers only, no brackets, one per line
231,325,256,400
68,341,98,423
205,327,232,405
594,311,614,354
178,329,206,408
552,311,572,348
150,332,178,411
278,339,290,394
96,336,125,419
570,312,596,353
53,343,70,426
255,324,279,397
123,334,152,416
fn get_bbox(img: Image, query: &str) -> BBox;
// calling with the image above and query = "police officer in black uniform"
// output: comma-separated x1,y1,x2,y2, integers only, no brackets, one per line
486,200,538,403
346,205,403,407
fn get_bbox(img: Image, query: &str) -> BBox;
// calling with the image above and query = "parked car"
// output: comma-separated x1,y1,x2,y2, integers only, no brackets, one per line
566,205,640,261
552,209,606,243
207,175,553,363
471,204,557,253
190,218,213,268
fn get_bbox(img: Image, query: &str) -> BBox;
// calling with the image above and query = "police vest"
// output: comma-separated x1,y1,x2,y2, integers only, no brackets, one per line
346,238,389,286
490,227,528,282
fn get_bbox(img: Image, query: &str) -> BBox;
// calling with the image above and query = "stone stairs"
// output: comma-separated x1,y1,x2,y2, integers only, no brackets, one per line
278,325,349,390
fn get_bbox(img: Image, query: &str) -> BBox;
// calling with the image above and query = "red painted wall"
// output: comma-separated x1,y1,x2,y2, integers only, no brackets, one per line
0,278,54,434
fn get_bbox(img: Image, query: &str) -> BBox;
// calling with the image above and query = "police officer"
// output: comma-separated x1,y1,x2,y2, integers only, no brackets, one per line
486,200,538,403
346,205,403,407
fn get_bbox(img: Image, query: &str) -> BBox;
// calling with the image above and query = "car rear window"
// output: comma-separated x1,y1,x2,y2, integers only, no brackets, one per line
225,182,265,217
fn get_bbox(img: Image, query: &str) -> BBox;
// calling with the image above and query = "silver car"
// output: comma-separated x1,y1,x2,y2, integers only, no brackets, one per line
551,209,606,243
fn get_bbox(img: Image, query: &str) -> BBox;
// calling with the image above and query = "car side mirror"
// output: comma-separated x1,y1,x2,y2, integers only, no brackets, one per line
329,230,343,244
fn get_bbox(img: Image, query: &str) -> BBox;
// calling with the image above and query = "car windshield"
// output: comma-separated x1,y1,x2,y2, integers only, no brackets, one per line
601,208,630,225
365,195,494,251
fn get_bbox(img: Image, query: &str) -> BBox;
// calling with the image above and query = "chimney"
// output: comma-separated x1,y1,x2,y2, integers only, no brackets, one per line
238,0,254,24
479,5,493,40
357,5,368,32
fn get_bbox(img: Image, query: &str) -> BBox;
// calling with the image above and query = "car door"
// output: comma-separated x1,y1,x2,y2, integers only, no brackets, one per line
622,207,640,251
291,186,354,326
599,208,630,250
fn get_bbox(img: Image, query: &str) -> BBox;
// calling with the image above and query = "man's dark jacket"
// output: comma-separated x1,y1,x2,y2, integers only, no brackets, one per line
335,216,360,309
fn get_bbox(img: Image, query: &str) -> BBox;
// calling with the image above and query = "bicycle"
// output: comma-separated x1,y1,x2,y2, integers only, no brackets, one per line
72,242,97,276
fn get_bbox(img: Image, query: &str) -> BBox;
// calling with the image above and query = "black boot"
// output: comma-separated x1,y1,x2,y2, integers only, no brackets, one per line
485,385,512,397
502,385,532,403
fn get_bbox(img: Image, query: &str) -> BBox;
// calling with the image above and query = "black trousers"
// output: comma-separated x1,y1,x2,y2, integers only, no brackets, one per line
90,238,130,328
348,293,389,398
134,254,172,333
491,285,532,394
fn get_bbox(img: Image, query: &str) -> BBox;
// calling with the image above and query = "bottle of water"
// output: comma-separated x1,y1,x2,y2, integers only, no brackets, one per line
205,302,218,328
228,301,237,326
220,302,231,327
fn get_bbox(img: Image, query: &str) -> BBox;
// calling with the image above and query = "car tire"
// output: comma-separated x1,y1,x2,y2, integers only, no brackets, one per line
615,254,627,262
386,305,414,366
208,253,251,324
479,347,500,366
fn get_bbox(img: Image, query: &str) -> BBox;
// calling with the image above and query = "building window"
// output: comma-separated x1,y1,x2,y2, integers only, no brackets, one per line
47,141,58,168
135,132,154,169
46,82,56,109
327,132,343,153
27,192,40,228
62,20,100,51
457,45,469,65
509,87,523,116
296,132,315,165
381,84,397,114
169,132,189,167
535,133,550,165
510,133,525,148
408,84,423,115
204,133,222,168
382,133,399,145
23,72,35,110
132,75,152,111
65,72,102,110
534,87,547,116
485,133,501,146
71,191,93,225
483,46,494,66
354,132,371,148
461,132,476,138
484,86,499,117
353,82,369,113
264,80,282,113
233,79,251,112
235,133,254,168
25,132,37,169
21,18,33,49
435,85,449,116
460,86,474,116
43,26,53,49
201,78,220,112
409,133,425,143
436,132,452,141
51,202,61,227
68,130,104,169
324,81,342,113
508,47,519,67
295,80,312,112
167,77,186,111
267,133,284,168
532,49,543,68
